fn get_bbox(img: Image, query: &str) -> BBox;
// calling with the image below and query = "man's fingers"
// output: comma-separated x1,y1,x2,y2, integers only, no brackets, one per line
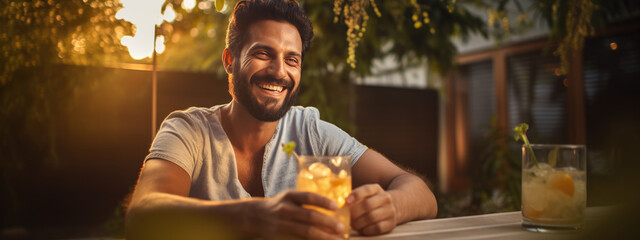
346,184,383,205
347,185,397,236
358,217,396,236
285,191,338,210
278,220,344,240
282,204,344,234
350,190,392,220
351,206,394,231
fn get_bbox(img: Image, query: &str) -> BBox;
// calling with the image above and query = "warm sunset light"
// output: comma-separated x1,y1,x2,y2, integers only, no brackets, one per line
116,0,173,60
182,0,197,12
155,35,166,54
163,4,177,23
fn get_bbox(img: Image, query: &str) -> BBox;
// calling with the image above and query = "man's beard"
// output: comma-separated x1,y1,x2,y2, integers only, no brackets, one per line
231,72,299,122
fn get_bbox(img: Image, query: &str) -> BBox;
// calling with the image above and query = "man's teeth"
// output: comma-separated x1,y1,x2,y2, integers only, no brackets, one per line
259,84,283,92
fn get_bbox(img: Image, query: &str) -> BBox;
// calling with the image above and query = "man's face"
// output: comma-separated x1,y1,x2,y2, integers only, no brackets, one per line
230,20,303,122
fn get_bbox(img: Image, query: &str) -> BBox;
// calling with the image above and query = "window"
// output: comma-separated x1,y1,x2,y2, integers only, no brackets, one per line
583,30,640,176
445,27,640,192
507,51,567,144
464,61,496,169
445,39,575,190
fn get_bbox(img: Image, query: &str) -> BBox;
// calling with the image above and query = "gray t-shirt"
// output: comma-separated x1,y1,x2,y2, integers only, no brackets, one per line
145,104,368,200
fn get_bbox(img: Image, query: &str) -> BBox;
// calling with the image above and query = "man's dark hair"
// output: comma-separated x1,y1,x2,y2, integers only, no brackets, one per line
226,0,313,60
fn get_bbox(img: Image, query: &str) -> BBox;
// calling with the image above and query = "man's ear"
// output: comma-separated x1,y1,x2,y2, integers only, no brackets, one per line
222,48,234,74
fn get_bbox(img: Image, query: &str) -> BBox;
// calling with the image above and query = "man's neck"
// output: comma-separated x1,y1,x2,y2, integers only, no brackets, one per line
221,100,278,154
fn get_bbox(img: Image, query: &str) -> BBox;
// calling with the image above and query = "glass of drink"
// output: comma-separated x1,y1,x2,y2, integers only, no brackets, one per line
521,144,587,232
296,155,351,238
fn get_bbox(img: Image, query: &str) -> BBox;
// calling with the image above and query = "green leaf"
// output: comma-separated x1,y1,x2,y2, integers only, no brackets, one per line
282,142,296,157
513,123,529,141
513,123,537,167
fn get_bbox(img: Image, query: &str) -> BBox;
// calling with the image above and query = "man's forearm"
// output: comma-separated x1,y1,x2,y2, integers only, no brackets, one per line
126,192,257,240
387,173,438,224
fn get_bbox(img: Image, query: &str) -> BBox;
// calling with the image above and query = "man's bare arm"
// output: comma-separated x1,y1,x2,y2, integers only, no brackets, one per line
386,171,438,221
126,159,344,240
349,149,437,235
125,159,248,239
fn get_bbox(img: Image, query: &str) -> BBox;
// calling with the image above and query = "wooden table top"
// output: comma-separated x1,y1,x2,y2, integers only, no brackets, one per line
351,206,613,239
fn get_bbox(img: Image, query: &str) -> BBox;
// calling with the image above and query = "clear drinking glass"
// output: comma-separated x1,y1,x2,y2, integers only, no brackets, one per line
521,144,587,232
296,155,351,238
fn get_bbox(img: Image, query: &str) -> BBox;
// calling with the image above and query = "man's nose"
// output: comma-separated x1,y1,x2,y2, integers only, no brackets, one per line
266,58,287,79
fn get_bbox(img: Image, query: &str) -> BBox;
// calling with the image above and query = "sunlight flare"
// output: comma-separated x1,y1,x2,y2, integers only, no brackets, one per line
163,4,177,23
182,0,196,12
116,0,169,60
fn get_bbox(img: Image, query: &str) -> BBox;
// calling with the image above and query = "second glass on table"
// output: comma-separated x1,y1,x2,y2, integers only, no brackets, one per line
296,155,351,238
521,144,587,232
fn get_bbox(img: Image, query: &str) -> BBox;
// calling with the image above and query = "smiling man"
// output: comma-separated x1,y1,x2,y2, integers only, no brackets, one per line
226,19,301,123
125,1,437,239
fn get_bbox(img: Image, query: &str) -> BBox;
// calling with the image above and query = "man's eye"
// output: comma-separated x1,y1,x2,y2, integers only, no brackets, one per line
255,52,269,58
286,58,299,65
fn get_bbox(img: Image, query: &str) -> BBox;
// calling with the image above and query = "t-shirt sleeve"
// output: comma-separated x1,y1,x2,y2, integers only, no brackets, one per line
308,110,368,166
145,111,202,178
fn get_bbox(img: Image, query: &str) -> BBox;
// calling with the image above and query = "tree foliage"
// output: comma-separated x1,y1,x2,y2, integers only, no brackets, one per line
483,0,639,74
1,0,132,84
1,0,132,226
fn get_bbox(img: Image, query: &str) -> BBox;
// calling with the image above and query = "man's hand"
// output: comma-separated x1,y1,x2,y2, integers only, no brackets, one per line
246,190,346,240
347,184,398,236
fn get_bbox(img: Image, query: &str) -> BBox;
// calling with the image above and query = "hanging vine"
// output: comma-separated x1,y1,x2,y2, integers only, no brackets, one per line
552,0,597,75
333,0,380,68
332,0,458,68
486,0,599,75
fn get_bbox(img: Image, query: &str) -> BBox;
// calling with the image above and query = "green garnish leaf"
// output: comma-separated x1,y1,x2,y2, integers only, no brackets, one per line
282,142,296,157
514,123,538,168
513,123,528,141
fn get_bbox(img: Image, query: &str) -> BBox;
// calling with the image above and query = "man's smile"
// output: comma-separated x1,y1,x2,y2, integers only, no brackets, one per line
257,82,284,93
251,76,294,97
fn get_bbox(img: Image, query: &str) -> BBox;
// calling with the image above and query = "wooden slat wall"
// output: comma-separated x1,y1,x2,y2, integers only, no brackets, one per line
18,66,230,231
354,86,439,185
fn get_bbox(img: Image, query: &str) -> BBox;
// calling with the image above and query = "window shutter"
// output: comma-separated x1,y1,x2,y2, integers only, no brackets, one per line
465,60,496,159
583,30,640,174
507,51,568,144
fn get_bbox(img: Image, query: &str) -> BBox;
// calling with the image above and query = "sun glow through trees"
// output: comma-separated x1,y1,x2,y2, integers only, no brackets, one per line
116,0,175,60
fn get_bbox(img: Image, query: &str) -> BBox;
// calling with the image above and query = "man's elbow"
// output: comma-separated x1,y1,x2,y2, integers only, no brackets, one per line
124,196,240,240
123,195,171,240
426,190,438,219
124,202,151,240
407,172,438,219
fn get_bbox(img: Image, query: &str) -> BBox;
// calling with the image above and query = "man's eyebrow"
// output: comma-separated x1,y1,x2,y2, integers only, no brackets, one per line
248,44,274,52
248,44,301,57
287,51,302,58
